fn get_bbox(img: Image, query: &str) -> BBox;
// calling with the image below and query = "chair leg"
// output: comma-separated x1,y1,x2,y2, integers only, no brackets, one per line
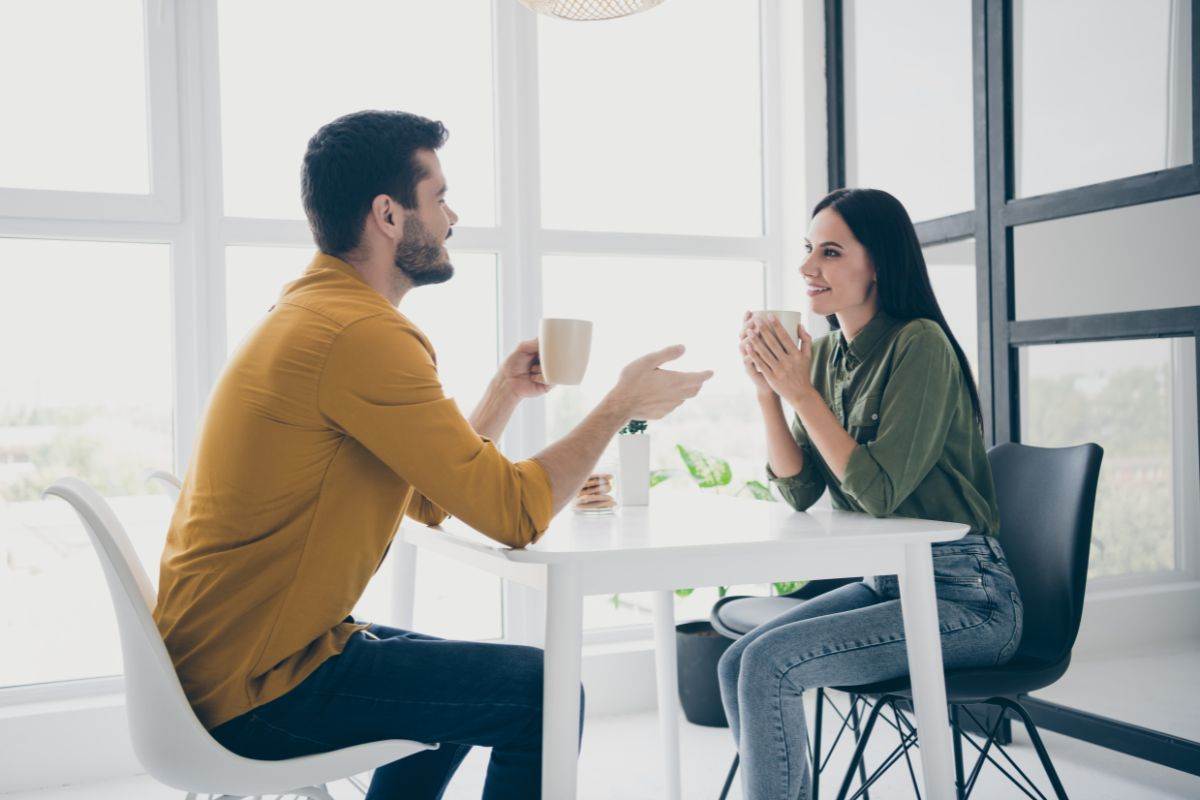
835,694,894,800
952,705,966,800
291,786,336,800
848,694,871,800
812,687,824,798
718,753,740,800
988,697,1069,800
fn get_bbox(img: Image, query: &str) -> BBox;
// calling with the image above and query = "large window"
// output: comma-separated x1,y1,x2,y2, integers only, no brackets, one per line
543,255,770,627
1013,194,1200,321
844,0,974,221
0,1,150,195
922,239,979,381
1013,0,1192,198
1,0,790,696
537,0,762,236
830,0,1200,768
1020,339,1186,579
217,0,496,224
0,238,173,687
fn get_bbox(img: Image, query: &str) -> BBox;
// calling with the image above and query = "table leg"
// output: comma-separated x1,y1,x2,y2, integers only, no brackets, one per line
543,564,583,799
391,536,417,630
898,542,957,800
652,590,683,800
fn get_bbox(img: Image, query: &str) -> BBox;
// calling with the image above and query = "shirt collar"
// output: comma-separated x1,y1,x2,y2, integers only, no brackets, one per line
834,310,898,368
302,252,399,311
305,252,369,284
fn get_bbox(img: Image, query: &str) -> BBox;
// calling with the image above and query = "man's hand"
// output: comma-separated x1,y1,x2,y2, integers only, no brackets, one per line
498,337,551,400
607,344,713,421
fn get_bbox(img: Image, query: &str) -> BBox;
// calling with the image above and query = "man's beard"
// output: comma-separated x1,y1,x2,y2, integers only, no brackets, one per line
393,215,454,287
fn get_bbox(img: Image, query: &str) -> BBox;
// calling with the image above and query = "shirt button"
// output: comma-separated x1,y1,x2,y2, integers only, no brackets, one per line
872,413,879,421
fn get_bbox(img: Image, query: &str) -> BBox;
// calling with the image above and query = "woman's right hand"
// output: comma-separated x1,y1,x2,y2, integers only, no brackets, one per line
740,311,775,398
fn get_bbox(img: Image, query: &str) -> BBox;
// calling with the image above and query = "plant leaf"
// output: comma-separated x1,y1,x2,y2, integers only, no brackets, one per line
675,444,732,488
649,469,675,488
674,587,695,597
772,580,807,596
717,586,729,598
741,479,776,502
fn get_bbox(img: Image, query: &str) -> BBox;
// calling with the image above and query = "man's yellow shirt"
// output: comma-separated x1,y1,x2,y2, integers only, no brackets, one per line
153,253,552,729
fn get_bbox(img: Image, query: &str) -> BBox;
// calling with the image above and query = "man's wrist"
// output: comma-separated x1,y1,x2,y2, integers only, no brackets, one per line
490,374,521,403
598,389,634,425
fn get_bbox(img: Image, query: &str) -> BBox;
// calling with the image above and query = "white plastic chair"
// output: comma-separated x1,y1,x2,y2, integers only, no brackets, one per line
144,468,183,502
43,477,437,799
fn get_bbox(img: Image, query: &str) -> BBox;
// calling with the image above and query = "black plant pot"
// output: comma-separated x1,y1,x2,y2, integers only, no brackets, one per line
675,620,733,727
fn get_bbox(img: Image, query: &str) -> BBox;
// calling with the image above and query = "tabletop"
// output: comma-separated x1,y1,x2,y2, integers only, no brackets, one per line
407,491,969,565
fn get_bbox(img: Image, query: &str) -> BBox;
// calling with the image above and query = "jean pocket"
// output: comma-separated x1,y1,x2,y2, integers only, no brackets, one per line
995,591,1024,666
932,552,984,582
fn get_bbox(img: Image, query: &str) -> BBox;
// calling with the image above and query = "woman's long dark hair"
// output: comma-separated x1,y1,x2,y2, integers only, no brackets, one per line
813,188,983,427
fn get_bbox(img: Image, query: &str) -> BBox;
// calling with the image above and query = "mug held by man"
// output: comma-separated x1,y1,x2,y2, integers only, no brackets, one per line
538,318,593,385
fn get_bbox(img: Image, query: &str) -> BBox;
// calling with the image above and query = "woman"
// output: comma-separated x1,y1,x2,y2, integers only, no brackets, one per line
722,188,1023,800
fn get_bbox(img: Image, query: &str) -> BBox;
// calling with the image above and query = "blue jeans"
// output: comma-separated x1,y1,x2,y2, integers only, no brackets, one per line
717,534,1023,800
211,623,584,800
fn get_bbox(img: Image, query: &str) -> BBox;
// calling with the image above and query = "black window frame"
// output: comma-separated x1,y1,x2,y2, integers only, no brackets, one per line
826,0,1200,776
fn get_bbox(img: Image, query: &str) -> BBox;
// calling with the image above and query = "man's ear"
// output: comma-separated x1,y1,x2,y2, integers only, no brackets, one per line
371,195,404,241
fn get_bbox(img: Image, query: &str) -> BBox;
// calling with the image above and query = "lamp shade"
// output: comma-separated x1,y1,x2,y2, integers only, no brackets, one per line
517,0,666,21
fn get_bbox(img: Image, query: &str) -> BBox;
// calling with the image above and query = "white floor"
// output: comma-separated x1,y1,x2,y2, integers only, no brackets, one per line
5,696,1198,800
1031,640,1200,743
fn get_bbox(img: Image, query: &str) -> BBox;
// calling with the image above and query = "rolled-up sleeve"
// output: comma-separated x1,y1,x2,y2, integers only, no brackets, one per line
840,324,959,517
319,313,553,548
405,490,449,527
767,416,827,511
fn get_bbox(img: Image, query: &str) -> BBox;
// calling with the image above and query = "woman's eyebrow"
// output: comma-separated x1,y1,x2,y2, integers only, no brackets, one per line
817,240,843,249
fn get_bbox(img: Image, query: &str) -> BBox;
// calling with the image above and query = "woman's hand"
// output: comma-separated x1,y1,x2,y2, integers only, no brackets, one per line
739,312,775,398
742,313,816,406
498,337,552,399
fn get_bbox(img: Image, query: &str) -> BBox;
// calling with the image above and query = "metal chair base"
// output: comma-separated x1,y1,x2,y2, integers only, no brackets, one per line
834,694,1069,800
718,689,872,799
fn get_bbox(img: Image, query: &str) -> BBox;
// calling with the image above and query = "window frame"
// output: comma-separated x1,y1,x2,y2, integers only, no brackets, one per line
828,0,1200,775
0,0,182,222
0,0,803,704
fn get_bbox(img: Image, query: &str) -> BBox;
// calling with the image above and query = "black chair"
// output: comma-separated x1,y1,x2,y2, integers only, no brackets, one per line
711,577,875,800
833,442,1103,800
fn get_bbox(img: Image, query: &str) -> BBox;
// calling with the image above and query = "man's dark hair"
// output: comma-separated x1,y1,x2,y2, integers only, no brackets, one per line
301,110,448,256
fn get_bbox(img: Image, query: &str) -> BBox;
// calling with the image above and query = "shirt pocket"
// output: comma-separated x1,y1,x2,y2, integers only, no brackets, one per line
847,393,882,444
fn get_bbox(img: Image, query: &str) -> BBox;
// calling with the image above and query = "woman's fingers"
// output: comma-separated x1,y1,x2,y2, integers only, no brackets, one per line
745,345,771,377
748,320,782,361
766,315,795,355
748,332,779,365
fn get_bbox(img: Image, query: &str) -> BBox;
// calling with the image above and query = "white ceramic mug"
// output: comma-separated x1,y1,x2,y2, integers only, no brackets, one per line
539,318,593,385
751,309,804,344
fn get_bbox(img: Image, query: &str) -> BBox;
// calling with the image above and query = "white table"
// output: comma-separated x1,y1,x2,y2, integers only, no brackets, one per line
397,491,968,799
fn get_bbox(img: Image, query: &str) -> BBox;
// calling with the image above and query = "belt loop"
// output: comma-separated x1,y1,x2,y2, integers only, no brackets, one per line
985,535,1004,560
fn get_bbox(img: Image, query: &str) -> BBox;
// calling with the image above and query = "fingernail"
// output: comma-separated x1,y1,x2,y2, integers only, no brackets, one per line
767,313,776,322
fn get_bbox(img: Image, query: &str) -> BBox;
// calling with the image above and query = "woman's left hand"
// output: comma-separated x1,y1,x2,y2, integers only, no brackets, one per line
742,314,816,405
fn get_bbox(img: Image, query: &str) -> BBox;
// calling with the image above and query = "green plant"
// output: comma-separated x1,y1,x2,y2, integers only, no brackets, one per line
619,419,648,435
666,443,806,600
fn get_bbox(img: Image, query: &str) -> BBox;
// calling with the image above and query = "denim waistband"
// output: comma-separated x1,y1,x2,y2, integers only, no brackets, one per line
933,533,1006,562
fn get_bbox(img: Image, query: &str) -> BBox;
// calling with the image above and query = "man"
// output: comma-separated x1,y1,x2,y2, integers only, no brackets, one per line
153,109,712,799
